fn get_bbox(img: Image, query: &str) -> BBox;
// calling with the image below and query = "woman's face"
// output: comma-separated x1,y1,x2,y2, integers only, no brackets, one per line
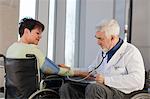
27,28,42,45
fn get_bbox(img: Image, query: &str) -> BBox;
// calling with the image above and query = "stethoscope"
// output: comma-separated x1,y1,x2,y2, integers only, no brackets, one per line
89,52,107,73
66,52,107,82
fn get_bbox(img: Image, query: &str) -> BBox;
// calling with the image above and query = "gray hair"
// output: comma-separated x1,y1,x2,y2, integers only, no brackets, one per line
96,19,120,37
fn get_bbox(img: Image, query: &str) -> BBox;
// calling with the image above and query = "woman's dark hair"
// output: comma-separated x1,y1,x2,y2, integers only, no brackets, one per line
19,18,45,37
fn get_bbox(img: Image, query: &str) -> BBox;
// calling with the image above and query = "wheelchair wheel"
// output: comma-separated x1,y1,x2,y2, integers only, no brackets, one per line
28,89,59,99
131,93,150,99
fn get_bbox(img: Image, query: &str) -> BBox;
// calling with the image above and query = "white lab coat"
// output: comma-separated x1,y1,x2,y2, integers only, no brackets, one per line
88,41,145,94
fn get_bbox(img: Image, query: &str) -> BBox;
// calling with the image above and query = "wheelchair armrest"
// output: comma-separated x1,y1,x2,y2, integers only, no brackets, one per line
45,74,65,79
40,74,65,92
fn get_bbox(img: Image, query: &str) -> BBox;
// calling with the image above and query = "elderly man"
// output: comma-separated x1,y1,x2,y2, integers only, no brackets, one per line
59,19,145,99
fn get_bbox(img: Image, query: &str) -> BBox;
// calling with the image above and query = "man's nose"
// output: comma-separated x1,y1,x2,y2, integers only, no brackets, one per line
97,40,102,45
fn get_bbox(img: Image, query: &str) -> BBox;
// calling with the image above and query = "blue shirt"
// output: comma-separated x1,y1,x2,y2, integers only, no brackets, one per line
107,38,123,62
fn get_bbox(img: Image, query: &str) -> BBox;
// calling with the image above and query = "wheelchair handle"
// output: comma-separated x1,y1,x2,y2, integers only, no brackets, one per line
26,54,36,58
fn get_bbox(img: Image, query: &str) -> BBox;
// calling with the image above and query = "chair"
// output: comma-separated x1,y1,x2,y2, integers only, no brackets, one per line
0,54,59,99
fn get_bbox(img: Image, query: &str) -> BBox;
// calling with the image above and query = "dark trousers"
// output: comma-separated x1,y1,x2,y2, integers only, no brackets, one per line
59,82,125,99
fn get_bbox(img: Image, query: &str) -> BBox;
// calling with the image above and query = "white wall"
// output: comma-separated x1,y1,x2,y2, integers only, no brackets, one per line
132,0,150,71
0,0,19,55
0,0,19,88
115,0,126,39
79,0,114,67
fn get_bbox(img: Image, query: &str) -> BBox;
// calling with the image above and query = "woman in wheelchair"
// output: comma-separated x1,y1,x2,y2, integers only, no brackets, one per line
6,17,74,76
5,17,74,99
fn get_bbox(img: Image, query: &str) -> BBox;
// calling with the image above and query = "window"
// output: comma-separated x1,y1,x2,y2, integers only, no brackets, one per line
47,0,56,60
19,0,36,20
19,0,36,39
47,0,79,66
65,0,77,67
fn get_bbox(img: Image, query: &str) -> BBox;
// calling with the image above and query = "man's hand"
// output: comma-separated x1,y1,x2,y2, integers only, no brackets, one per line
95,74,105,84
74,70,95,80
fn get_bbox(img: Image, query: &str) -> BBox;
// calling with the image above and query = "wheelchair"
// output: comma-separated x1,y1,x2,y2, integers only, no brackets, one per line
0,54,63,99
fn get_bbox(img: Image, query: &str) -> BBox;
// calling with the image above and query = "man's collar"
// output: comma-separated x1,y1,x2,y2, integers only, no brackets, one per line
106,38,123,62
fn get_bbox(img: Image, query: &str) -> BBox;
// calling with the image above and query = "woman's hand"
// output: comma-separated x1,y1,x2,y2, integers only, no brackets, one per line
58,64,71,70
